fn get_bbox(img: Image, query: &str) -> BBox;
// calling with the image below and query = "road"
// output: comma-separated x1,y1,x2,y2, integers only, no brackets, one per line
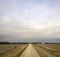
20,44,40,57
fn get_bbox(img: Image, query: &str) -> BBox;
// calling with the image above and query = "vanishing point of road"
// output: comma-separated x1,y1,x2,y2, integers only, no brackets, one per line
20,44,40,57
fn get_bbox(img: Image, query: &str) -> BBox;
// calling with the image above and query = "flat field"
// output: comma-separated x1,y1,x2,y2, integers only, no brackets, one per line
32,44,60,57
0,44,28,57
0,44,60,57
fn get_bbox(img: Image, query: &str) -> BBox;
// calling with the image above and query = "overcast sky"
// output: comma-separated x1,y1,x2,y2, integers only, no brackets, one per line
0,0,60,39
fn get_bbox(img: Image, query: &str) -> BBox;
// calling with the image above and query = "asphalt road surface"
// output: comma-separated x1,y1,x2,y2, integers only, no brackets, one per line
20,44,40,57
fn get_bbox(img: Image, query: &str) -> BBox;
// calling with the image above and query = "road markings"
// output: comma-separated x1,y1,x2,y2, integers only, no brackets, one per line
20,44,40,57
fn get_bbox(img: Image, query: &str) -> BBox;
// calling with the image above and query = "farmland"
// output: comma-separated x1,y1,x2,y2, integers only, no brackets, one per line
32,44,60,57
0,44,28,57
0,44,60,57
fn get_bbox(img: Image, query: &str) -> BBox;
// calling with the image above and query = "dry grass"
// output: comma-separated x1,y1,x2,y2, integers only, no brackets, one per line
0,44,28,57
0,44,60,57
32,44,60,57
44,44,60,50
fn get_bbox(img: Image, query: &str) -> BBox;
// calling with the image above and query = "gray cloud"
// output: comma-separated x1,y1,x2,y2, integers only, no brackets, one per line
0,0,60,39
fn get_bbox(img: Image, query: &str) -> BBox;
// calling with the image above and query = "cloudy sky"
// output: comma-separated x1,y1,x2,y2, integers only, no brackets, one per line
0,0,60,41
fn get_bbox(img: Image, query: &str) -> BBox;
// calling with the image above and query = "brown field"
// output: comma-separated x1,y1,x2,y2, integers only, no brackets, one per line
0,44,60,57
0,44,28,57
32,44,60,57
44,44,60,50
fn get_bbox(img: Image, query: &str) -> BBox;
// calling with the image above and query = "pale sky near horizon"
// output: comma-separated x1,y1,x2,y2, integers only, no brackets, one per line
0,0,60,38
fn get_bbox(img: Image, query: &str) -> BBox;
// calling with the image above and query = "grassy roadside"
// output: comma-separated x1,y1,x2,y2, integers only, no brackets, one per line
0,44,28,57
32,44,60,57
